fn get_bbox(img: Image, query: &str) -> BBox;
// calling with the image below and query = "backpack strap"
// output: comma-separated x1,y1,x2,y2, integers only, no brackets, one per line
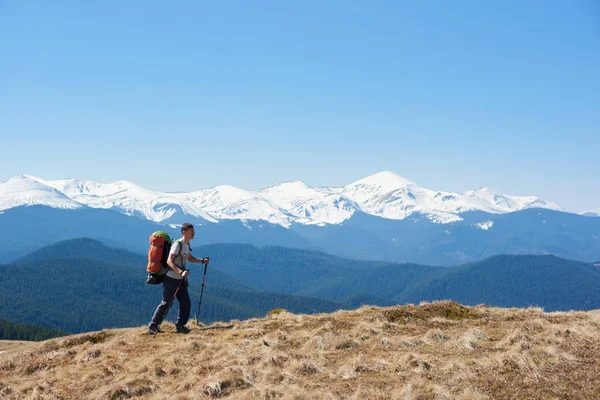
164,240,184,273
175,239,182,256
175,239,191,254
174,239,186,269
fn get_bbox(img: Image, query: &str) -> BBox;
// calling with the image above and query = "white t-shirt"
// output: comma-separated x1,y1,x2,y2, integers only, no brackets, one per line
166,240,191,280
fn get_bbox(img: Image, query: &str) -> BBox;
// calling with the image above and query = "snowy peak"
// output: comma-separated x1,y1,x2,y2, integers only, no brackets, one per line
187,185,256,211
24,176,144,198
0,175,82,212
258,181,355,225
259,181,329,202
9,173,29,182
187,185,297,226
342,171,419,210
51,179,145,198
2,174,58,196
23,175,216,224
187,182,354,227
464,188,517,212
582,208,600,217
347,171,416,192
465,187,562,213
200,185,255,199
260,181,315,195
343,174,471,223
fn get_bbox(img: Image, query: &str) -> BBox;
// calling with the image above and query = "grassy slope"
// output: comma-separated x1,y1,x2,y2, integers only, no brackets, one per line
0,302,599,399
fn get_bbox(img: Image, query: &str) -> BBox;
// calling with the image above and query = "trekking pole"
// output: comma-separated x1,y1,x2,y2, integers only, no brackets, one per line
154,278,185,337
195,259,209,323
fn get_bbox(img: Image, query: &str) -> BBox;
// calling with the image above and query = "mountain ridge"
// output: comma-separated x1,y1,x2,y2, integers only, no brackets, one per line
0,171,572,227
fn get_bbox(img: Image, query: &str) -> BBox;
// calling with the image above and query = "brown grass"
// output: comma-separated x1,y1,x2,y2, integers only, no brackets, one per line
0,301,599,399
0,340,37,357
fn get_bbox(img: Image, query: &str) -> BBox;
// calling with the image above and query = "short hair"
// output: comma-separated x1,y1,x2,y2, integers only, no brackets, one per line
181,222,194,234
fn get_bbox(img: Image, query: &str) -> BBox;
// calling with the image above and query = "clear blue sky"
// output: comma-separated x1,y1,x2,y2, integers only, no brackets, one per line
1,1,598,212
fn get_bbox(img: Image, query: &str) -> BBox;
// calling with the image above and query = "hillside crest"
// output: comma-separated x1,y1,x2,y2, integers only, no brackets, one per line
1,301,599,399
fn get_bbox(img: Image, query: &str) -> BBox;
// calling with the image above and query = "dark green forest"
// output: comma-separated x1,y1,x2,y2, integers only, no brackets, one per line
1,239,598,334
0,318,67,341
394,255,600,310
0,240,347,333
192,243,600,311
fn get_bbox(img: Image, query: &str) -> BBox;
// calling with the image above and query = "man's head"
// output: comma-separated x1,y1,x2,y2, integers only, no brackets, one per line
181,222,195,241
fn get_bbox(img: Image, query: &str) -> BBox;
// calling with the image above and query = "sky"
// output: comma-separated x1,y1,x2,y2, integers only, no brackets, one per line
0,1,598,212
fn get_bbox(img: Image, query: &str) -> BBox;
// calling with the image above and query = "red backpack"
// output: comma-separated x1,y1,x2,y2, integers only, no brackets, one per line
147,231,186,284
147,231,171,274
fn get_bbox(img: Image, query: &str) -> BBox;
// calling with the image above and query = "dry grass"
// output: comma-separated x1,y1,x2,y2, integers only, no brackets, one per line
1,301,599,399
0,340,37,356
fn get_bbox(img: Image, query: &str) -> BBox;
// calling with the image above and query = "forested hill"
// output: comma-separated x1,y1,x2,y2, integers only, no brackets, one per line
0,239,348,333
193,243,600,311
0,318,67,341
393,254,600,310
1,239,599,334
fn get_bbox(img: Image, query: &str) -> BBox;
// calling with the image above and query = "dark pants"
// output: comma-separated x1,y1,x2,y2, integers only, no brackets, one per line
149,275,191,329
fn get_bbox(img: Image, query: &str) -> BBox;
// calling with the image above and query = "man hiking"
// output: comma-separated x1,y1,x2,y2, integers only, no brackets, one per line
148,222,209,334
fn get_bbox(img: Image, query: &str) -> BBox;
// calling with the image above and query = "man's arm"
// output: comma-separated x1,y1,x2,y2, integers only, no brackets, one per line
167,253,189,277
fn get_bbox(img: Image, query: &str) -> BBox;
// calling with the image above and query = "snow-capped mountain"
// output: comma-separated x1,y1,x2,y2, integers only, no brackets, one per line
183,182,356,227
1,172,564,227
582,208,600,217
25,176,217,224
185,185,297,226
257,182,357,225
465,187,562,213
342,171,503,223
0,175,81,212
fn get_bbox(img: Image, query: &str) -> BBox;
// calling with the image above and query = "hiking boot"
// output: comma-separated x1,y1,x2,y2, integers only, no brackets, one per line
147,325,161,335
176,325,191,334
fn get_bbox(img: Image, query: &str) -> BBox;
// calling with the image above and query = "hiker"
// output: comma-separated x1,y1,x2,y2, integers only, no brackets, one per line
147,222,209,334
